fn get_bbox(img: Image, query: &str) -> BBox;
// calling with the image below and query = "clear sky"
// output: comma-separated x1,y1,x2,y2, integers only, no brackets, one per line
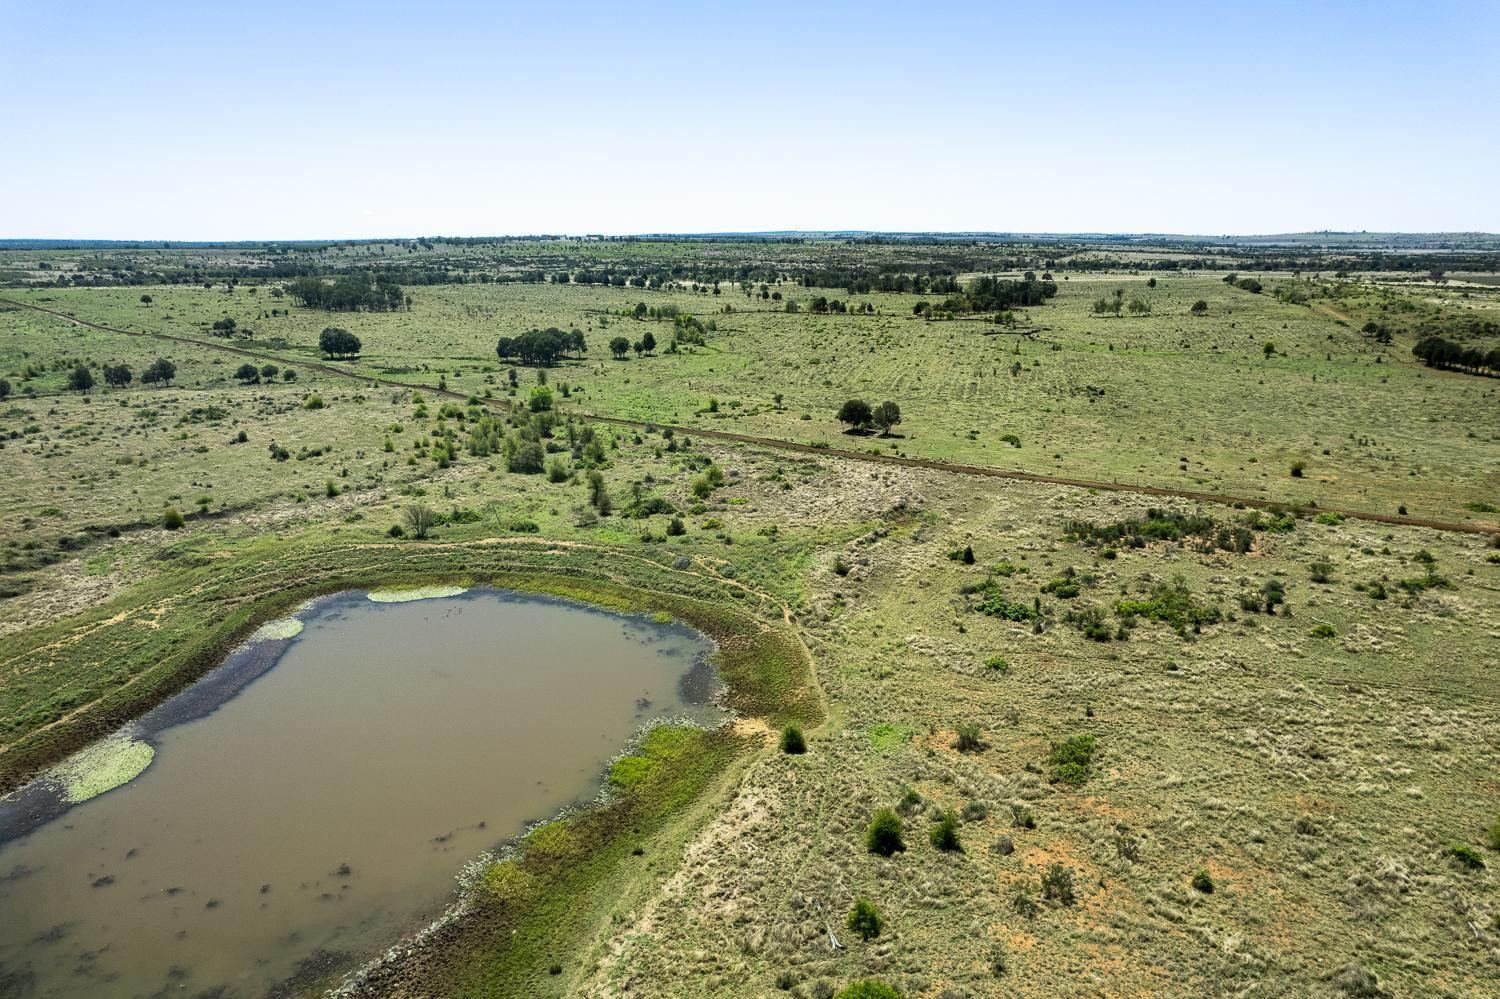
5,0,1497,239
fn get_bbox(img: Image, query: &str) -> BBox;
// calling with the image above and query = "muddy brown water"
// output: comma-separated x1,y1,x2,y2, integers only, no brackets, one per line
0,588,720,998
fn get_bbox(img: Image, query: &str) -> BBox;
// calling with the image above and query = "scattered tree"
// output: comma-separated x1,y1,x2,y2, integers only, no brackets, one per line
402,503,437,539
872,400,902,436
837,398,873,431
141,358,177,384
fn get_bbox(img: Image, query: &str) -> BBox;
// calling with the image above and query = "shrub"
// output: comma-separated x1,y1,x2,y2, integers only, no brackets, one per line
845,898,883,941
1047,734,1097,786
780,725,807,755
1010,804,1035,829
1448,843,1486,870
402,503,437,539
1309,560,1333,583
866,809,905,857
1191,868,1215,893
835,981,901,999
1116,576,1221,634
666,515,687,537
954,723,984,752
1041,862,1076,905
930,809,962,852
1290,460,1305,478
983,655,1009,674
303,394,325,410
1488,815,1500,852
1309,624,1336,639
162,507,185,531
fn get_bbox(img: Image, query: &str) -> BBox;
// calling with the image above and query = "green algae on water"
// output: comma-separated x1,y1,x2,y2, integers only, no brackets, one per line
367,585,468,603
54,734,156,804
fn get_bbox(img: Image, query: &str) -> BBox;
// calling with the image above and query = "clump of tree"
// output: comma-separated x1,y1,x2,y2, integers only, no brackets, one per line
319,327,362,359
496,327,586,367
104,364,132,388
141,357,177,384
68,365,94,392
288,273,404,311
946,273,1057,313
838,398,900,434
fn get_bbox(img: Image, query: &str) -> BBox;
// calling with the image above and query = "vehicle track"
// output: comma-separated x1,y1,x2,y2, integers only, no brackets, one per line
4,297,1495,538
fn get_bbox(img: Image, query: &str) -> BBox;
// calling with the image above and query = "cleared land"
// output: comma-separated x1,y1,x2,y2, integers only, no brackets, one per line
1,237,1497,998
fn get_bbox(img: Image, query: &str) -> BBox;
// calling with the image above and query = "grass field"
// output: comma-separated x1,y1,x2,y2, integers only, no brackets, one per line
1,238,1497,998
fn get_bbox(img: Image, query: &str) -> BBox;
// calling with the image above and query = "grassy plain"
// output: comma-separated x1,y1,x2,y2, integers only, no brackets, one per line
1,239,1498,997
6,268,1496,531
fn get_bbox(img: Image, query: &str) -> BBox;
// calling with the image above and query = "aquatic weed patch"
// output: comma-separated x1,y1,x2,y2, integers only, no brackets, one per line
367,584,469,603
53,732,155,803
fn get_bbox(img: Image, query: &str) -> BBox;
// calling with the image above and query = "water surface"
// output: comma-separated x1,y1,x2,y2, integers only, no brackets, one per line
0,588,718,997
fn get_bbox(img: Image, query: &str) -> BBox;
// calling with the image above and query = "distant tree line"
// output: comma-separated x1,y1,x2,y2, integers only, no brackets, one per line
1413,336,1500,376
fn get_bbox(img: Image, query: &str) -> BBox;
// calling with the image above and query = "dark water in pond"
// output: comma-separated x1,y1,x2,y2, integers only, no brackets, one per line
0,588,720,998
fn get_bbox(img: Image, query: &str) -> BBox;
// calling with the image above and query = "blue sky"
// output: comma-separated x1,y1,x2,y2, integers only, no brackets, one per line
5,0,1497,238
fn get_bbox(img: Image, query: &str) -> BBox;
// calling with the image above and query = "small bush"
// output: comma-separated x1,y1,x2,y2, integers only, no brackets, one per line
930,809,962,852
1488,815,1500,852
162,507,185,530
1310,624,1336,639
1047,734,1097,786
1041,862,1076,905
1010,804,1035,829
780,725,807,755
846,898,883,941
983,655,1010,674
866,809,905,857
954,723,984,752
1191,868,1215,893
1449,843,1486,870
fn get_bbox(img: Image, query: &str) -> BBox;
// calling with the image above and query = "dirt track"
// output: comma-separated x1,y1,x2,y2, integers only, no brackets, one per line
4,297,1495,539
